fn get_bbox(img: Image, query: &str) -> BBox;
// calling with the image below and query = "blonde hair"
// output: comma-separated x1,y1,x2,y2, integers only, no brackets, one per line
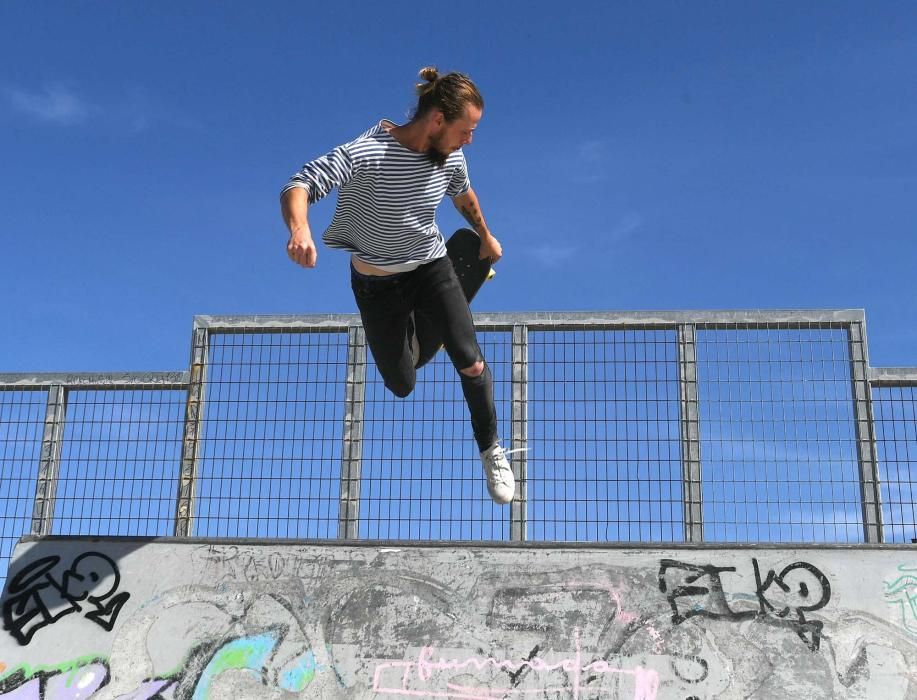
413,66,483,122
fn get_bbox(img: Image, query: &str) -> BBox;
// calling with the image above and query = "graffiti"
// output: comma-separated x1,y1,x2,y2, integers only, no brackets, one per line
0,634,329,699
190,630,327,697
669,654,708,684
0,659,114,700
193,544,319,583
885,564,917,636
489,585,623,635
658,558,831,651
2,554,130,646
372,629,660,700
62,373,185,387
6,543,917,698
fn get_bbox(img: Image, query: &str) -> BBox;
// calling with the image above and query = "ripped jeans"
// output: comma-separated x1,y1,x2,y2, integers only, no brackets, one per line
350,256,498,451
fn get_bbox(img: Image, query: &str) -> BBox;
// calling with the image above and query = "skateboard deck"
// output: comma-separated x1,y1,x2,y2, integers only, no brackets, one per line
413,229,495,368
446,228,495,303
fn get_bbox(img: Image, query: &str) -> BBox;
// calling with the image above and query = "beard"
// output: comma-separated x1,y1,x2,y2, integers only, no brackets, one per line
425,148,448,167
425,133,450,167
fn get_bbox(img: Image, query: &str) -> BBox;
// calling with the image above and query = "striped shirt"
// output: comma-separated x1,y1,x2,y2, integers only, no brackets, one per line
281,120,472,271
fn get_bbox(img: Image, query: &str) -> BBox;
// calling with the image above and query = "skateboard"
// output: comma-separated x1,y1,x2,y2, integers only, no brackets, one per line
413,229,495,368
446,228,496,303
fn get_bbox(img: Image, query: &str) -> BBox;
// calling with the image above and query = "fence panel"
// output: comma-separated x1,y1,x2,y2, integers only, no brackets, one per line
526,327,684,542
695,325,864,542
51,387,185,537
192,329,349,538
872,371,917,543
0,388,46,592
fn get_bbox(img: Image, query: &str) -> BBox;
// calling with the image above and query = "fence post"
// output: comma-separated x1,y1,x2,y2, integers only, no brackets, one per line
510,324,529,541
848,320,883,543
678,324,704,542
174,326,209,537
339,326,367,539
31,385,66,536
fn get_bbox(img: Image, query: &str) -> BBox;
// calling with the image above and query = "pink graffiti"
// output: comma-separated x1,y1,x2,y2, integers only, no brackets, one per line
372,629,659,699
566,580,664,654
565,579,639,625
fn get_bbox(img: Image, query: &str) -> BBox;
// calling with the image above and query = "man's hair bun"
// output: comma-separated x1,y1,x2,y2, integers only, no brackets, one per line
419,66,439,83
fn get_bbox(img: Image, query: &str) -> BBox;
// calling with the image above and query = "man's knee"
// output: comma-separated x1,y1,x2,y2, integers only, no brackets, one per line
384,375,415,398
460,360,485,378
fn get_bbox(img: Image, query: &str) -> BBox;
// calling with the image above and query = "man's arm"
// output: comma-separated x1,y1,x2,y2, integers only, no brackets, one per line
281,187,318,268
452,188,503,263
280,143,355,269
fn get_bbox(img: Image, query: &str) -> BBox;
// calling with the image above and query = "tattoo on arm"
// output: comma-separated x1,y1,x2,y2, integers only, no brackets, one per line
460,203,484,231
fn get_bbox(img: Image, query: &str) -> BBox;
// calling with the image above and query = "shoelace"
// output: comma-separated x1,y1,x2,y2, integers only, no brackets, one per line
500,447,528,459
484,446,528,464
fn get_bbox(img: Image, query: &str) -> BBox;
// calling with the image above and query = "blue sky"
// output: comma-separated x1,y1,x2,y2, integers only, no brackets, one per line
2,1,916,372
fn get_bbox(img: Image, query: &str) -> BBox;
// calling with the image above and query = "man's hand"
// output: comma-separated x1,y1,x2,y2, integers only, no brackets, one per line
479,233,503,264
288,229,318,268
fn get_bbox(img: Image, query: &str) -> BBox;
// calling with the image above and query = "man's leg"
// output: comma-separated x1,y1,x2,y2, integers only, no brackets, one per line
413,258,514,504
414,258,497,447
458,363,497,450
350,265,416,398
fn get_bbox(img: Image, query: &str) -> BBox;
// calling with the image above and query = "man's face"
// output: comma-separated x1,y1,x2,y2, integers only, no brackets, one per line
427,105,482,166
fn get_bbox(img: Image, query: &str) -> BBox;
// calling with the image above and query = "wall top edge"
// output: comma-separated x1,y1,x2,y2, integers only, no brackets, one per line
0,371,190,389
15,534,912,551
195,309,866,330
870,367,917,386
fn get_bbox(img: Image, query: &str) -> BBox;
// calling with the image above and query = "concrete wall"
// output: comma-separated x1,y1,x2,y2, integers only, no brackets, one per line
1,537,916,699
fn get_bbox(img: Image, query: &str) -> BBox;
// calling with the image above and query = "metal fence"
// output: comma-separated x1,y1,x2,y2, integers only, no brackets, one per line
872,369,917,544
2,309,916,585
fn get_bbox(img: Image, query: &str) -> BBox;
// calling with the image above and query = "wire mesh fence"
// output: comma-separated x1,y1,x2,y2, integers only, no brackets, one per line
194,330,348,538
527,328,684,542
0,389,46,592
51,387,186,537
695,325,864,542
2,310,916,588
874,380,917,543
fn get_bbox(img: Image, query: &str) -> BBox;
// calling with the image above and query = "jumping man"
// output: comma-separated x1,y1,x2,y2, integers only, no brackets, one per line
280,67,515,504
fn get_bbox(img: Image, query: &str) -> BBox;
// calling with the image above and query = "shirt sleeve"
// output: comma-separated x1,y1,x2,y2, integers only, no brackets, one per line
280,144,354,204
446,151,471,198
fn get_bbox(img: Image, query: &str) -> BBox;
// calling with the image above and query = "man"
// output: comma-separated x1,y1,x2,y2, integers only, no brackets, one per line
280,67,515,504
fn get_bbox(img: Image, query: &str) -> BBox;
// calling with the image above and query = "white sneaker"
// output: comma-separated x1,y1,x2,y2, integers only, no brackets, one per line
480,443,515,505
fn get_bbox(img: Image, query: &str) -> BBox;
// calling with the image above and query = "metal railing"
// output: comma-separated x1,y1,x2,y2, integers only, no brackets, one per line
3,309,916,585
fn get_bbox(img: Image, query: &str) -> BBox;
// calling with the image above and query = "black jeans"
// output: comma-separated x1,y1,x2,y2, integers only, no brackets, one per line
350,256,498,451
